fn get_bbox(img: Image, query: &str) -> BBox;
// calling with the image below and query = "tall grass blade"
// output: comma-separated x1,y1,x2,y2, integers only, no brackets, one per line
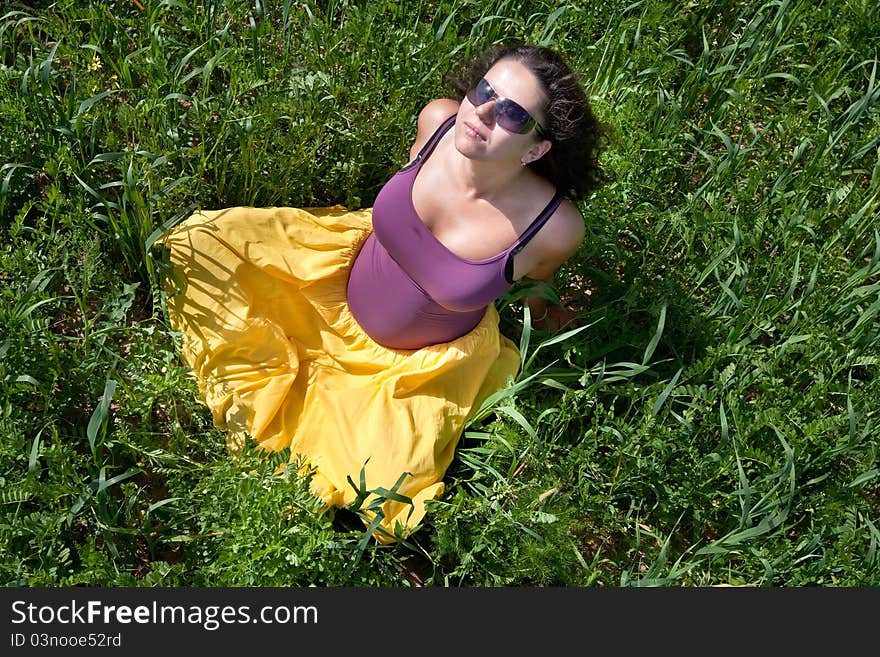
651,367,683,417
86,379,117,457
28,427,43,473
642,302,667,365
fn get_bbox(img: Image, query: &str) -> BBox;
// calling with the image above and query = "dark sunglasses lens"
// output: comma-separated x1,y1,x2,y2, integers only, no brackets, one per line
495,99,532,133
466,77,541,135
473,78,494,104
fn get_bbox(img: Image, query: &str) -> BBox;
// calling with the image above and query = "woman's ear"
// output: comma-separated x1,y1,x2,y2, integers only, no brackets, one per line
521,139,552,165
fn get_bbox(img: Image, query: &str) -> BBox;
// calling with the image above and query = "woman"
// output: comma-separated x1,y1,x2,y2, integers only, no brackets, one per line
162,44,608,541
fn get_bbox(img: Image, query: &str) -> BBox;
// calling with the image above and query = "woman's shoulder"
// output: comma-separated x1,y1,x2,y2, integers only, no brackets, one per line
535,194,584,255
518,194,584,281
407,99,459,161
522,176,585,248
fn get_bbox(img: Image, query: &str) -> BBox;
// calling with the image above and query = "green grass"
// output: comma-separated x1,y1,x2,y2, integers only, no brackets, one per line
1,0,878,586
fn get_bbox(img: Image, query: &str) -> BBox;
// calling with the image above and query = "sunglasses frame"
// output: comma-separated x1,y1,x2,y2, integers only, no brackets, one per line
465,77,549,140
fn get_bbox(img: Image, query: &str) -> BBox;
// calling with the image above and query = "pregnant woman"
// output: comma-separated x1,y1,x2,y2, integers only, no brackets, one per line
161,44,608,541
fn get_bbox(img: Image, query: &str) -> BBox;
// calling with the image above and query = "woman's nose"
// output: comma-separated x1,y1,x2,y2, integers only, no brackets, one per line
474,98,497,126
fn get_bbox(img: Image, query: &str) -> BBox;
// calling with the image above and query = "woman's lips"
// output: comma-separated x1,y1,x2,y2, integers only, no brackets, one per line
463,122,486,141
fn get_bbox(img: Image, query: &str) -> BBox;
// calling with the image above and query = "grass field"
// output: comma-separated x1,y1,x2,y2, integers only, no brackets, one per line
1,0,878,586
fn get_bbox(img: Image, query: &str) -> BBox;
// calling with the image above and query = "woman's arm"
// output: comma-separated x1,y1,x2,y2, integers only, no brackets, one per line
523,200,585,332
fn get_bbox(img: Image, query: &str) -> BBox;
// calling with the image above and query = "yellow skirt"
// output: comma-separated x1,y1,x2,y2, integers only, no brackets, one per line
161,206,521,541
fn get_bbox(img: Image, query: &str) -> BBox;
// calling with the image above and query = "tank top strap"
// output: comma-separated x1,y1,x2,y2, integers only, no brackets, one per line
502,192,564,283
403,114,457,170
509,192,564,254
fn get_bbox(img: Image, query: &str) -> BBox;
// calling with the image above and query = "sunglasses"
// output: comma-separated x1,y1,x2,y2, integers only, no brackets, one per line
465,77,549,139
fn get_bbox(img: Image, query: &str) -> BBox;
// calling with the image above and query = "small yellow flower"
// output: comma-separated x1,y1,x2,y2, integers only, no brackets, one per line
86,53,103,73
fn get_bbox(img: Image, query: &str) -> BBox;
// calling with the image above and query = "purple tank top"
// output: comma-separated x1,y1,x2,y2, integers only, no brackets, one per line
347,115,563,350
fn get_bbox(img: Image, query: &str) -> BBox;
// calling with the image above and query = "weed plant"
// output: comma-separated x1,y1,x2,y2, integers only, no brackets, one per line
0,0,878,586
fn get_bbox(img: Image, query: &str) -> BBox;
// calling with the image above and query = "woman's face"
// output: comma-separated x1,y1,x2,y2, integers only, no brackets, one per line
454,57,549,165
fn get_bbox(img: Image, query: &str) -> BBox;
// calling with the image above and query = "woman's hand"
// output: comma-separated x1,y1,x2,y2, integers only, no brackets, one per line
532,303,579,333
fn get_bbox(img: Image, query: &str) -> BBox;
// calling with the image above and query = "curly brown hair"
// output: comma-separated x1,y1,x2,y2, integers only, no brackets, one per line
445,44,611,202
